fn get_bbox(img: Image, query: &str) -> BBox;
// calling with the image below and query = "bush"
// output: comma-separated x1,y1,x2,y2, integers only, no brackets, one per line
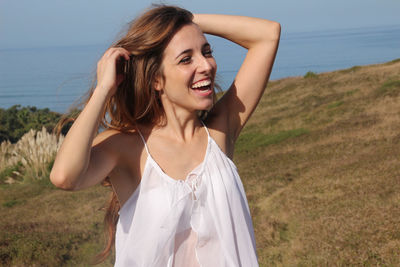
304,71,318,79
0,105,62,143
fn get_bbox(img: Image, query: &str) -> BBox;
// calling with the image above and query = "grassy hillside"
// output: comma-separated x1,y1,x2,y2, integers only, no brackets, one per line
1,59,400,266
237,58,400,266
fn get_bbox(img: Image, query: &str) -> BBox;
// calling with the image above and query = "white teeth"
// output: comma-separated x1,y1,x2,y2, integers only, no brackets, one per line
192,80,211,89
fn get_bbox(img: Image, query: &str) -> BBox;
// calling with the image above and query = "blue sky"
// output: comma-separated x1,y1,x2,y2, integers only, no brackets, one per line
0,0,399,49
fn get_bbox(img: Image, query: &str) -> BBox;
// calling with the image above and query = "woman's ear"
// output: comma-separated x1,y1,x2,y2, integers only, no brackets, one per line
153,74,164,91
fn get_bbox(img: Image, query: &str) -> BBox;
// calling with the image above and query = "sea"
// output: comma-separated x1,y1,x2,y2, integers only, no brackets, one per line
1,24,399,113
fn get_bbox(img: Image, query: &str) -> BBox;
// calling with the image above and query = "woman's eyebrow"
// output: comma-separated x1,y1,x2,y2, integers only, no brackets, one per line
175,42,211,60
175,49,192,60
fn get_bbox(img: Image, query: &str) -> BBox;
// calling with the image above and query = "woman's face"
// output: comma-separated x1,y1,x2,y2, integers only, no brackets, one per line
156,23,217,113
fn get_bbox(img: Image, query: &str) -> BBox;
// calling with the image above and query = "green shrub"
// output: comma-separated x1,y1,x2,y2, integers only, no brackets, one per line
339,66,361,74
0,105,62,143
0,163,23,184
384,58,400,65
304,71,318,79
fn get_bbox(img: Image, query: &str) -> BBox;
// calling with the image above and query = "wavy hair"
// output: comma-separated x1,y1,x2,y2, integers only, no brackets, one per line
91,5,194,263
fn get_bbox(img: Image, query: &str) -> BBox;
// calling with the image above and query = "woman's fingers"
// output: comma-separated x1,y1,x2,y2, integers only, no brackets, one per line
105,47,131,61
96,47,132,97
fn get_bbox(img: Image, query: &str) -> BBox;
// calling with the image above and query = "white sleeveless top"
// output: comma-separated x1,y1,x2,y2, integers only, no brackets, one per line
115,124,258,267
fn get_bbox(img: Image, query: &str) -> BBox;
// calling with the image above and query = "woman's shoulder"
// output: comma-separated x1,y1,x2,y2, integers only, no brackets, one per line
92,128,143,155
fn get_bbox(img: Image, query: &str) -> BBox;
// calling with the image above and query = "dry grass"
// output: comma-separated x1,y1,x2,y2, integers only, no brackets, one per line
0,181,113,266
236,59,400,266
0,127,113,266
0,127,64,183
1,59,400,266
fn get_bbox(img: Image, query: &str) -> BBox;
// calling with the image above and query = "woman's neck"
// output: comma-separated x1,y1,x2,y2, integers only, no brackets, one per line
149,97,203,142
161,112,202,143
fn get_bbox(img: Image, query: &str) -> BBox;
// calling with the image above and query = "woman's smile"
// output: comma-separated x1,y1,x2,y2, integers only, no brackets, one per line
191,78,213,96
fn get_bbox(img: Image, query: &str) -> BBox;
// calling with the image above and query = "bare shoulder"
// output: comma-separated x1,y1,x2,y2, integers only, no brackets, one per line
93,128,128,146
91,128,145,177
93,129,142,154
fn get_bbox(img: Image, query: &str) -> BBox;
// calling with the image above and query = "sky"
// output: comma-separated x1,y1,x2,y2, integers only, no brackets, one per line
0,0,399,49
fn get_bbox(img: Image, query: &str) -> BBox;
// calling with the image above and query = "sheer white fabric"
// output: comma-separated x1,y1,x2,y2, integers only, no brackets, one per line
115,125,258,267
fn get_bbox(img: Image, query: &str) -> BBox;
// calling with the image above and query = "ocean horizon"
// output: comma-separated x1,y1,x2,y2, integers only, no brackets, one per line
1,24,399,113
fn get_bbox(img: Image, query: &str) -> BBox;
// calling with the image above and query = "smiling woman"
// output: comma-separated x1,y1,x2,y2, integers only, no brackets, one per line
50,4,280,266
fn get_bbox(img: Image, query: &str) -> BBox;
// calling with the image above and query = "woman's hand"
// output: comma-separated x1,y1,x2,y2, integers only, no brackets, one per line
96,47,131,97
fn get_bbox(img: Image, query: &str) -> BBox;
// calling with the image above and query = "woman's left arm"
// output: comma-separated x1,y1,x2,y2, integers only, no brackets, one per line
194,14,280,142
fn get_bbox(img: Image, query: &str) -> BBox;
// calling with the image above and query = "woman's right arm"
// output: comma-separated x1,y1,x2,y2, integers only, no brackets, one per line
50,48,131,190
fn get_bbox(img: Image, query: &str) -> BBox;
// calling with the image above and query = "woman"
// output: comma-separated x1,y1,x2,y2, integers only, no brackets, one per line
51,5,280,267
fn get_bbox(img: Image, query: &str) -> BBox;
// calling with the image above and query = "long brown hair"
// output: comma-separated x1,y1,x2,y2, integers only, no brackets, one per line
102,5,195,130
97,5,196,263
58,5,196,263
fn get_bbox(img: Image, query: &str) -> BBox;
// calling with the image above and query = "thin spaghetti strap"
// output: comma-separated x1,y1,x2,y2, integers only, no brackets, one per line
200,120,210,137
136,127,150,155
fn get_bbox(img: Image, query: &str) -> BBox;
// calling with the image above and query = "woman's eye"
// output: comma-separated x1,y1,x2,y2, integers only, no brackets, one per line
203,49,213,57
179,56,192,64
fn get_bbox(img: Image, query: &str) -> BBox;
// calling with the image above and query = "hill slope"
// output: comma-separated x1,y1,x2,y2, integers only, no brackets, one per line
236,59,400,265
1,59,400,266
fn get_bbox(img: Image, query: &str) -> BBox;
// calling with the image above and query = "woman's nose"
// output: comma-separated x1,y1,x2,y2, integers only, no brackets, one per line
197,56,214,73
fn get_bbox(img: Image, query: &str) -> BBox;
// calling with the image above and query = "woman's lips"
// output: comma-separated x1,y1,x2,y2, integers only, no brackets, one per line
192,86,213,96
191,78,212,89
